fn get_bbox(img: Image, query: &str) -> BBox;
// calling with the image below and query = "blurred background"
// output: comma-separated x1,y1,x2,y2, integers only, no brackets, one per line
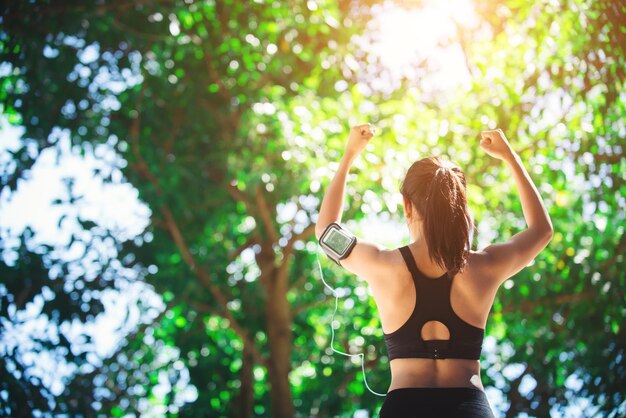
1,0,624,416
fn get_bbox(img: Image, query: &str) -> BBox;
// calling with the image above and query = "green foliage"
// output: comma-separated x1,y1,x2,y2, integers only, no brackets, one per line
0,186,135,415
2,0,625,417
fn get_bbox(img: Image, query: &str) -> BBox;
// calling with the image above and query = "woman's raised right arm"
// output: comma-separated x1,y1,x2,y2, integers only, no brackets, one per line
475,129,554,286
503,150,554,233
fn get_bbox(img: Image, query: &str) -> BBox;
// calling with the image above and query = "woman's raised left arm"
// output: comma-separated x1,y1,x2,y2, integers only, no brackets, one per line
313,124,397,291
314,124,375,239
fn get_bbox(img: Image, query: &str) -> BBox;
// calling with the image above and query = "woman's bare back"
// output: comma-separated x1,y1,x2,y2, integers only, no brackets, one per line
371,245,500,392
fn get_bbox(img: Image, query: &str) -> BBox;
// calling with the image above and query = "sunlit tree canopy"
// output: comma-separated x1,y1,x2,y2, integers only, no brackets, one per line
1,0,624,416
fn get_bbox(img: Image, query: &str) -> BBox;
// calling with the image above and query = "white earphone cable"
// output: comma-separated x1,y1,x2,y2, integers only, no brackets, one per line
315,243,387,397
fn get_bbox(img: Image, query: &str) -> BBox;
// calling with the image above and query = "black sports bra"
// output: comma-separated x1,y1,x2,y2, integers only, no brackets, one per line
383,245,485,360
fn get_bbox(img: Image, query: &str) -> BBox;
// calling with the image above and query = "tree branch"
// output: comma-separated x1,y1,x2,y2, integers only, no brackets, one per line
203,52,231,101
274,224,316,291
226,182,253,207
453,19,478,80
255,184,279,244
127,90,267,367
291,298,329,317
228,234,261,261
289,274,309,292
110,17,167,42
604,233,626,272
5,0,170,20
160,108,184,172
502,290,597,314
290,223,316,245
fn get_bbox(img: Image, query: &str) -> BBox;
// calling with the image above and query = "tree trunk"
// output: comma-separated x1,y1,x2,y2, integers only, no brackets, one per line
265,278,295,417
237,342,255,418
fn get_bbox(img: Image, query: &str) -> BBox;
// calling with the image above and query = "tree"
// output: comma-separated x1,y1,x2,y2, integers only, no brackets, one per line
2,0,625,416
2,0,385,416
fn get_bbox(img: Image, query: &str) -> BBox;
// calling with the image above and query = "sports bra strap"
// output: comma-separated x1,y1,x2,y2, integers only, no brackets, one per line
399,246,421,281
399,245,449,282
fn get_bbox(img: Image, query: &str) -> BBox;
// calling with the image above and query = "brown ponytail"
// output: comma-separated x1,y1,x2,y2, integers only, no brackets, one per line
400,156,475,277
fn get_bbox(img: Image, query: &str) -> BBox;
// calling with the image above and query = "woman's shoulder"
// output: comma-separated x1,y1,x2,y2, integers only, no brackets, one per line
465,249,495,276
375,247,491,281
378,246,408,267
451,250,487,279
458,250,502,293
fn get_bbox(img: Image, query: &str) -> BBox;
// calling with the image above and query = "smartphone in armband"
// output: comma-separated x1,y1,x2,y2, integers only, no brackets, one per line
318,222,357,265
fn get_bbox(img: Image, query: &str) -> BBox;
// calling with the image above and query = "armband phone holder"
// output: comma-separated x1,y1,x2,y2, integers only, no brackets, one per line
318,222,357,265
314,223,385,396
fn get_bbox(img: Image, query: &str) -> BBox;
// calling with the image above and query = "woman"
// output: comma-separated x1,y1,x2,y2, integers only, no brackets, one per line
314,124,554,417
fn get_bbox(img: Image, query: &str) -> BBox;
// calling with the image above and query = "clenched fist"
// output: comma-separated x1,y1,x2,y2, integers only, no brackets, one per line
480,129,515,161
345,123,377,159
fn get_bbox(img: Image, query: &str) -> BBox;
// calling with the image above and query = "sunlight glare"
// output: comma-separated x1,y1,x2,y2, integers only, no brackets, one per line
367,0,479,90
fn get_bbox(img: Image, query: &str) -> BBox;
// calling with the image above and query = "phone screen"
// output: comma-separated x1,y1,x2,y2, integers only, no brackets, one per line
325,228,352,254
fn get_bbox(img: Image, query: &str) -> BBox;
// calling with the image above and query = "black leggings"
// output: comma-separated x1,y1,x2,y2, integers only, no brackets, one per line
378,387,495,418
